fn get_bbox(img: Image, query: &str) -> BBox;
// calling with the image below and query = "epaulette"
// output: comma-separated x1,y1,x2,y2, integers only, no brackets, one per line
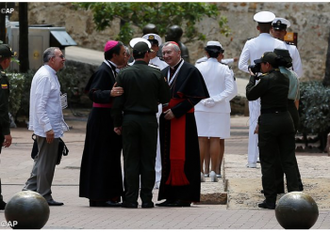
285,41,296,46
148,64,161,70
0,71,5,78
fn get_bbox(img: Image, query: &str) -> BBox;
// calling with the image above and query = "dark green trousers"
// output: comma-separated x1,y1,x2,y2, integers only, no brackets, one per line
274,101,303,192
122,114,157,204
258,111,300,204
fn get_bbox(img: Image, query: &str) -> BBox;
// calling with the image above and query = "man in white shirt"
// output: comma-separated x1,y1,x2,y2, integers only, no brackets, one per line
271,17,303,78
238,11,287,168
23,47,69,206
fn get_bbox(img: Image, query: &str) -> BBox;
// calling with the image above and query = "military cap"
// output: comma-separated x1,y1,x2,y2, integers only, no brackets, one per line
0,44,16,58
205,41,224,53
142,33,162,46
254,52,278,66
130,38,153,54
272,17,291,30
253,11,276,23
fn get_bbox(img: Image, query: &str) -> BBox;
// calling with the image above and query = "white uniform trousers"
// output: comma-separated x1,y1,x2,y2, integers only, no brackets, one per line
247,99,260,165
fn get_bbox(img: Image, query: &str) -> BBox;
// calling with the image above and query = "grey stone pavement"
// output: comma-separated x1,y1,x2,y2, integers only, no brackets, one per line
0,111,329,230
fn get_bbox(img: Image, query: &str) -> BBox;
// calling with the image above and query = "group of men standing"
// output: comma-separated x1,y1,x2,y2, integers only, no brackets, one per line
0,10,304,211
79,32,209,208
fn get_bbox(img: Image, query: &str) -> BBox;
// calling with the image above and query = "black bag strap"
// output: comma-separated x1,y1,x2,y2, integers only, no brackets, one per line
59,138,69,156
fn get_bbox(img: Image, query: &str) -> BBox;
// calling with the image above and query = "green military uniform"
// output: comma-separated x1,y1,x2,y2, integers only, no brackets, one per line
0,68,10,152
274,49,303,194
246,52,300,208
0,44,15,209
112,49,170,207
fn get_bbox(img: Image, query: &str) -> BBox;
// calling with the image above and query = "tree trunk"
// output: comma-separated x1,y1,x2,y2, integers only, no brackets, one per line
0,3,6,43
323,29,330,87
19,3,29,72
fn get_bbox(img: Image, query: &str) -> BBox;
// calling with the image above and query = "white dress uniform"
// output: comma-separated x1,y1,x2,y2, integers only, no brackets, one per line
286,42,303,78
149,56,168,70
195,58,237,138
152,58,167,188
238,11,287,167
195,56,235,66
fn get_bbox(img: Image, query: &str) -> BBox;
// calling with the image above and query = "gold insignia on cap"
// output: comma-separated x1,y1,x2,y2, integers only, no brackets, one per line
148,35,155,40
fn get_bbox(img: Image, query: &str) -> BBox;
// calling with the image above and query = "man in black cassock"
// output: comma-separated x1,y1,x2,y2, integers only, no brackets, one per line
79,40,127,207
156,41,209,207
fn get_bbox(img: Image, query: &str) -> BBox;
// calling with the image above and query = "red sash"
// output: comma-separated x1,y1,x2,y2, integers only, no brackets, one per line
163,98,194,186
93,102,112,108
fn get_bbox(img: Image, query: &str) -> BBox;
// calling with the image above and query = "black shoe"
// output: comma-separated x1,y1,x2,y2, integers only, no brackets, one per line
258,200,275,209
121,201,138,208
0,200,6,210
142,202,154,208
157,199,191,207
47,199,64,206
155,199,174,207
260,189,264,194
89,200,121,207
169,200,191,207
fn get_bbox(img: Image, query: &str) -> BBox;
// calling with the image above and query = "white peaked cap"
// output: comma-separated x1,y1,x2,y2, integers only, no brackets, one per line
129,38,151,49
253,11,276,23
142,33,162,46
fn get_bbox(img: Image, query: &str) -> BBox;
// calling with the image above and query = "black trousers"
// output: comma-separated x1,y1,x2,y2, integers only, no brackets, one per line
122,113,157,204
274,101,303,193
258,111,300,204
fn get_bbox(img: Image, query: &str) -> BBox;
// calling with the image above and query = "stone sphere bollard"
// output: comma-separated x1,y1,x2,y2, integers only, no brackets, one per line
275,191,319,229
4,191,50,229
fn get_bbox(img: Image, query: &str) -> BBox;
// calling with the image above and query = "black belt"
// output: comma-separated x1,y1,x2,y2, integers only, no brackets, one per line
261,108,287,114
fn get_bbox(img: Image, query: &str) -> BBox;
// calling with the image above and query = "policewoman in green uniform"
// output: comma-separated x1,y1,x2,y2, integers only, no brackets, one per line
272,48,304,194
0,44,15,209
112,38,170,208
246,52,300,209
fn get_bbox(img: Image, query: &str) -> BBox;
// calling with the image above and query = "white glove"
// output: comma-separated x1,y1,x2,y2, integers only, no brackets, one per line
204,98,215,108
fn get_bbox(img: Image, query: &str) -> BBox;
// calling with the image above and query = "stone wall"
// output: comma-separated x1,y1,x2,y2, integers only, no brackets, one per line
9,2,330,81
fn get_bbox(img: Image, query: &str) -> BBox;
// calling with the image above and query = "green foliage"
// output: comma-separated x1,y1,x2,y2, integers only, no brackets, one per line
299,81,330,134
7,73,25,119
6,70,34,122
74,2,230,45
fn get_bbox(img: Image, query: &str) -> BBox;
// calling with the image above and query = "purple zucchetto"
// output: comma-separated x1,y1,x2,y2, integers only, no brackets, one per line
104,40,119,52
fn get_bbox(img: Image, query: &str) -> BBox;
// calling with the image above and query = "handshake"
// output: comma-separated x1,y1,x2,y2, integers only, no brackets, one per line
201,98,216,107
